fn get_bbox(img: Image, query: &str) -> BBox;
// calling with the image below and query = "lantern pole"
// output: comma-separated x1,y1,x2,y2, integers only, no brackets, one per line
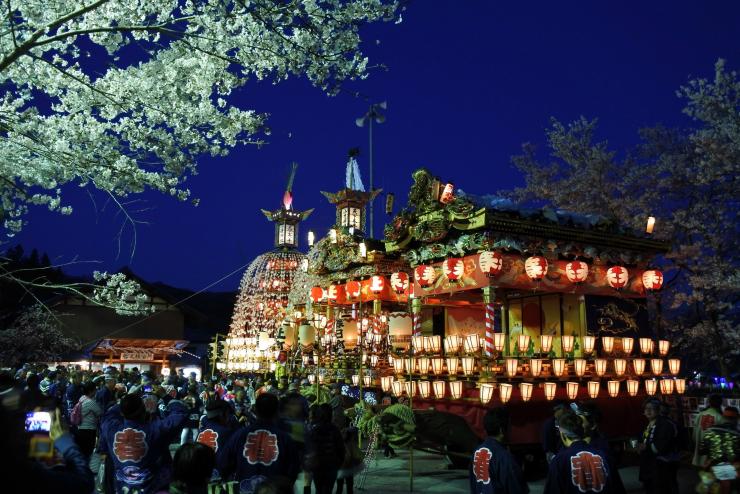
408,296,422,492
358,290,364,448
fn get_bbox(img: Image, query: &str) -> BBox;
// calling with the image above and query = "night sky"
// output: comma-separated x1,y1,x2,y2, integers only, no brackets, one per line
14,1,740,292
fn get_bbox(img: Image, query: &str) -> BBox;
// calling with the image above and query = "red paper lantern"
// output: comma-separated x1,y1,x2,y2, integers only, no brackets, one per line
524,256,548,281
370,275,386,294
345,280,361,299
309,286,325,302
478,250,503,277
327,284,344,301
565,261,589,283
415,265,437,288
390,272,409,294
443,258,464,281
642,270,663,291
606,266,629,289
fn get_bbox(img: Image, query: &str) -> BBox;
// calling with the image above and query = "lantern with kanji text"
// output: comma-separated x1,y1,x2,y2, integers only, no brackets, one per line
565,261,589,283
606,266,629,289
415,265,437,288
443,258,465,282
525,256,548,281
642,270,664,291
390,272,409,294
478,251,504,277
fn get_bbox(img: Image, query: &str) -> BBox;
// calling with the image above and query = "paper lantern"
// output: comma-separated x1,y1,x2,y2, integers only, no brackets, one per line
606,266,629,289
544,382,557,401
363,375,372,387
645,379,657,396
493,333,506,352
352,374,359,386
530,359,543,377
650,358,664,376
499,383,513,404
446,357,459,374
566,382,579,400
418,357,430,375
445,335,462,353
465,334,480,353
621,337,634,355
462,357,476,376
626,379,639,396
646,216,656,234
318,374,325,384
440,182,455,203
607,380,620,397
668,358,680,376
427,336,441,354
310,286,325,302
540,334,553,353
505,358,518,377
594,359,608,377
392,357,405,374
658,340,670,356
639,338,654,354
443,258,465,282
583,336,596,354
449,380,463,400
431,357,444,375
342,283,360,304
614,359,627,376
642,270,663,291
381,376,393,392
562,335,575,353
660,378,674,395
587,381,600,399
327,284,343,302
418,380,430,399
390,272,409,294
633,358,646,376
415,265,437,288
403,381,416,397
525,256,549,281
479,383,495,404
433,380,446,398
391,380,403,397
601,336,614,354
369,275,385,294
411,335,424,354
574,359,587,377
675,378,686,394
370,355,379,368
565,261,589,283
520,382,534,402
479,251,504,277
552,359,566,377
517,334,531,353
308,374,316,385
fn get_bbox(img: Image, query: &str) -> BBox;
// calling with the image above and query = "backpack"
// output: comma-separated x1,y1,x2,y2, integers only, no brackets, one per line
69,396,86,426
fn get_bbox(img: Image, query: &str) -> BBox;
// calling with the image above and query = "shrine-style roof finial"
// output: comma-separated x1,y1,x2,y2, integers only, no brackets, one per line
261,163,313,249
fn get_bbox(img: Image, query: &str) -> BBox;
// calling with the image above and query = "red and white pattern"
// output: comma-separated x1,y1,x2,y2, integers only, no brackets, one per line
370,275,385,294
484,304,495,357
309,286,324,302
570,451,607,493
345,281,361,299
606,266,629,289
113,428,148,463
243,429,279,466
479,251,503,277
412,313,422,338
415,265,437,288
565,261,589,283
524,256,548,281
642,270,663,291
472,447,492,484
390,272,410,294
327,284,343,301
324,318,335,336
443,258,464,281
197,429,219,452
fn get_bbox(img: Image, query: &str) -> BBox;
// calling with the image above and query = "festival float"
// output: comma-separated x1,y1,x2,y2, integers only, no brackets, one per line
281,165,679,460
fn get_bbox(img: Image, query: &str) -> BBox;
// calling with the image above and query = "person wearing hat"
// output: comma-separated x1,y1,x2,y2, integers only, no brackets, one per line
95,374,117,411
196,399,239,459
542,400,568,463
638,398,680,494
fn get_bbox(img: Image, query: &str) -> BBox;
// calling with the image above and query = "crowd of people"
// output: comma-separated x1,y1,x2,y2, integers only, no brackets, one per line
0,364,362,494
0,362,738,494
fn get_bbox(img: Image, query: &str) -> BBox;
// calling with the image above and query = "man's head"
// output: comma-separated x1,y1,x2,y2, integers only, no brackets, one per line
643,398,662,421
722,406,739,426
71,373,82,385
708,394,723,410
172,442,215,490
104,375,116,390
552,400,568,419
558,411,585,446
483,407,509,439
205,399,230,423
254,393,279,422
120,394,147,422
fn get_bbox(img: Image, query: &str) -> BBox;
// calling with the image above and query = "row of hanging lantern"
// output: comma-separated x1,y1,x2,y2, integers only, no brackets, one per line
386,354,680,378
378,376,686,403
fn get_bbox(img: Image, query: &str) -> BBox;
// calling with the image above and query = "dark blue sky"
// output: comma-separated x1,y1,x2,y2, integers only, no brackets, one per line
14,1,740,291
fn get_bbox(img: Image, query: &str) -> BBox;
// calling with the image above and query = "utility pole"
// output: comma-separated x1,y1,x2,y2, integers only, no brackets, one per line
355,101,386,238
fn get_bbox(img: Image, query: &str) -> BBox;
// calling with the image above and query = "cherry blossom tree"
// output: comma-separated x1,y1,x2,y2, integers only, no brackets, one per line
0,304,78,367
509,60,739,376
